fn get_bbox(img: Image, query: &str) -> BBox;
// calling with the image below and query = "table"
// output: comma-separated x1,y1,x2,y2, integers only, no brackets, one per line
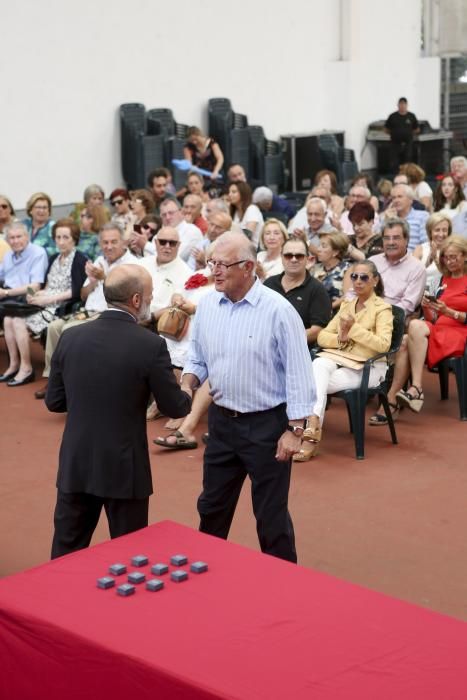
1,520,467,699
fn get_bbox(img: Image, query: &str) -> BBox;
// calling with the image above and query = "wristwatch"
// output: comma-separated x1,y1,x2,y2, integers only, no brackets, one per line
286,421,306,437
454,311,460,320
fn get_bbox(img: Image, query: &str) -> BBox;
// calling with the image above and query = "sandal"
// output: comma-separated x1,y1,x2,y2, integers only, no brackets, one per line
293,441,319,462
153,430,198,450
368,402,399,426
396,386,424,413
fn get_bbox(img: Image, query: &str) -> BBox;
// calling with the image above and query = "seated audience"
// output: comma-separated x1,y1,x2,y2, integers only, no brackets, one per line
130,189,155,227
350,173,380,212
256,219,288,278
0,195,15,237
264,236,331,345
0,222,49,385
227,163,247,183
128,214,161,258
147,168,175,214
383,184,428,251
450,155,467,199
314,169,345,217
184,126,224,180
228,181,264,245
23,192,56,257
186,172,210,208
190,211,232,270
433,174,467,237
294,260,392,461
70,184,111,228
110,189,135,231
159,199,203,267
340,185,377,236
413,212,452,286
347,202,384,259
370,218,426,321
377,179,393,212
77,207,103,260
399,163,433,211
252,186,296,222
33,223,138,399
313,231,351,312
376,236,467,420
183,194,208,234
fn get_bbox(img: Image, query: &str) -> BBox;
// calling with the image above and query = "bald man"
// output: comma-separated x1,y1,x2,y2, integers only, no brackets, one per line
46,264,192,558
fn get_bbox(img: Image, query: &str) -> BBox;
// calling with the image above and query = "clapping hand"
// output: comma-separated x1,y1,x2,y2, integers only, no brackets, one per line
85,261,105,281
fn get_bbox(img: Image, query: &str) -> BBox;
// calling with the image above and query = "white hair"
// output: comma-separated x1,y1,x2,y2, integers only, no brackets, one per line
306,197,327,214
391,183,414,200
450,155,467,169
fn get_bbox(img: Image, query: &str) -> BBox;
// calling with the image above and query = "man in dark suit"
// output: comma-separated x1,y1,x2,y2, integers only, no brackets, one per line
46,264,192,558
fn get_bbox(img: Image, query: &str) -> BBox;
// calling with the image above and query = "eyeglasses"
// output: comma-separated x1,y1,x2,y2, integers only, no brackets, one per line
111,199,124,206
442,254,462,261
207,259,248,271
283,252,306,260
156,238,178,248
0,203,9,209
350,273,371,282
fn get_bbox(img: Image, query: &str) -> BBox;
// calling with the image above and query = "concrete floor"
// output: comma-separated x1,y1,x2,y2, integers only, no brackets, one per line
1,339,466,621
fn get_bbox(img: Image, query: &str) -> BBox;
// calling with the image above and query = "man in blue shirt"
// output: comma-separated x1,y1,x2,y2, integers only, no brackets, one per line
383,184,428,252
182,232,315,562
0,222,48,299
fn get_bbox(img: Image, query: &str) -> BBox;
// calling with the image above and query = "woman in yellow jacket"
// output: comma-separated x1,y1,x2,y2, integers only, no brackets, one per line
294,260,393,461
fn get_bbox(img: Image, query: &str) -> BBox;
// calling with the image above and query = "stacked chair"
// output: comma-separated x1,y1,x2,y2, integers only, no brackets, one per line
318,133,359,194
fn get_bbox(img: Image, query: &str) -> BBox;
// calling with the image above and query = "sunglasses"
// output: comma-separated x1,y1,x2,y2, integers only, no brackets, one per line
111,199,124,206
350,273,370,282
283,252,306,260
156,238,178,248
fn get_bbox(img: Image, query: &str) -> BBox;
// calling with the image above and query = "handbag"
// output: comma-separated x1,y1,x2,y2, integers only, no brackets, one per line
0,299,43,318
157,307,190,341
316,348,369,371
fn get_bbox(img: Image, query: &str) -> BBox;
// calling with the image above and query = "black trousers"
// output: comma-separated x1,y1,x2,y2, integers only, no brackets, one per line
390,140,414,173
198,403,297,563
51,491,149,559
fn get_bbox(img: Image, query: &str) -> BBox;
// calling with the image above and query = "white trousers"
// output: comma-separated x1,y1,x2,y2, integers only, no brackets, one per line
312,357,387,425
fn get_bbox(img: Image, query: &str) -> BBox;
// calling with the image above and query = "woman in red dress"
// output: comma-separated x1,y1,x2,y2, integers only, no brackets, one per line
396,235,467,412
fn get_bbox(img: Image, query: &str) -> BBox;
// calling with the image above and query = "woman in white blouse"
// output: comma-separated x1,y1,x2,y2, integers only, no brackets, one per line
433,174,467,237
257,218,288,279
413,212,452,286
228,181,264,246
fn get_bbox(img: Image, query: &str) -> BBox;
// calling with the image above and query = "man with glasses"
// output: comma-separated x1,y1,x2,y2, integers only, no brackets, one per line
264,237,331,345
160,199,203,267
139,227,191,324
181,232,315,563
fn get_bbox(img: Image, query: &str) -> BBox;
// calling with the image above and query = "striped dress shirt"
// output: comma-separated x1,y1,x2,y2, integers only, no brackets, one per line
183,279,316,418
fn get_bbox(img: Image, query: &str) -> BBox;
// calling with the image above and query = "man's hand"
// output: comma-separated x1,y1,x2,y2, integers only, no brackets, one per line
275,430,301,461
85,261,105,282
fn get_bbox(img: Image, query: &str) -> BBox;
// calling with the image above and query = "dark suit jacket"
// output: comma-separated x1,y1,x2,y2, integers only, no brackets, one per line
46,310,191,499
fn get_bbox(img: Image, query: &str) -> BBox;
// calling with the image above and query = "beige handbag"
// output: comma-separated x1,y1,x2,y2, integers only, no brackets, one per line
157,307,190,341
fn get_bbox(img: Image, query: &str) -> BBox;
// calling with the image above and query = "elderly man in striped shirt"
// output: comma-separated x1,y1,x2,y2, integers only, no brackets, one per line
182,232,315,563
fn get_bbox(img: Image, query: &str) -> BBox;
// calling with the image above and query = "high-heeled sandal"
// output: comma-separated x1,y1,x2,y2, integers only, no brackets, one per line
293,426,321,462
396,386,424,413
368,402,400,426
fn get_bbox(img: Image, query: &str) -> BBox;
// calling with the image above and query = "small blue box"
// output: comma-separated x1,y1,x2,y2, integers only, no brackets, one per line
146,578,164,592
190,561,208,574
131,555,148,567
128,571,146,584
170,569,188,583
109,563,127,576
151,563,169,576
117,583,136,597
97,576,115,589
170,554,188,566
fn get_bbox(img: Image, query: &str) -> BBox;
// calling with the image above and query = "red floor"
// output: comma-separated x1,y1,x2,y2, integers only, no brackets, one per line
1,339,467,621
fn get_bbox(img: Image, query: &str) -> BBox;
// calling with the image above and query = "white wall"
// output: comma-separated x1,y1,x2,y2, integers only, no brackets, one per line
1,0,439,207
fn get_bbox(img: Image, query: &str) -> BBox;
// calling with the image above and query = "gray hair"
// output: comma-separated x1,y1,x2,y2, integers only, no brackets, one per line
83,184,105,203
5,221,29,239
350,185,371,199
207,198,229,214
252,186,273,205
100,221,124,238
391,183,414,200
214,232,257,265
306,197,327,214
382,217,410,240
450,155,467,169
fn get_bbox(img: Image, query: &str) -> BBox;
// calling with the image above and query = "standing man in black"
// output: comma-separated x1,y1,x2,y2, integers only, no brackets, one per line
263,237,331,345
47,264,192,558
385,97,420,172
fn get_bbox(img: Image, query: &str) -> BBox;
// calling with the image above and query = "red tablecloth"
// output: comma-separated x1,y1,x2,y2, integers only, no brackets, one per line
1,520,467,699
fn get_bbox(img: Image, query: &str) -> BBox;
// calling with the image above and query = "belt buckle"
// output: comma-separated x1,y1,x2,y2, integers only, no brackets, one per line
230,409,239,418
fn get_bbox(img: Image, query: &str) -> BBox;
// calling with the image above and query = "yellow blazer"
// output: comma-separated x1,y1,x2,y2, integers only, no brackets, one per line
317,294,393,359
